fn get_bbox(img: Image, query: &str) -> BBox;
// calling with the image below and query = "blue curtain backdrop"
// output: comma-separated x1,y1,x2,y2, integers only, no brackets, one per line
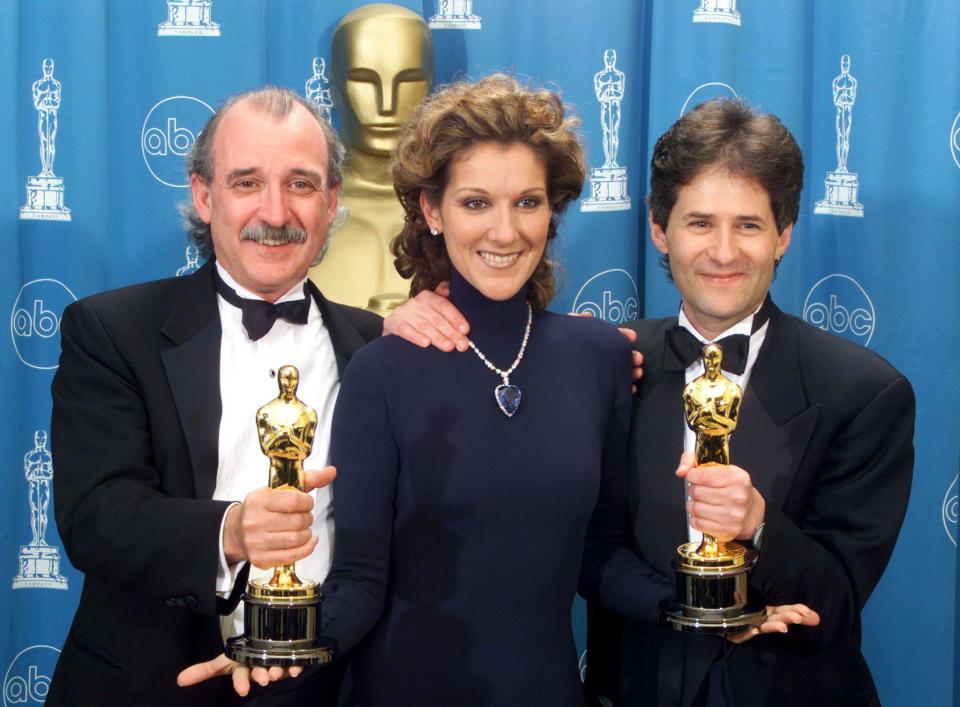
2,1,956,704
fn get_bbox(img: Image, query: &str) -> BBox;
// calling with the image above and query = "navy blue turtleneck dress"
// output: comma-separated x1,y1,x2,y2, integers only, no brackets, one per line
321,270,669,706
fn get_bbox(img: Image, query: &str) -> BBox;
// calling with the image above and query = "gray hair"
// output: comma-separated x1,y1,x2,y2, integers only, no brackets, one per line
179,86,346,260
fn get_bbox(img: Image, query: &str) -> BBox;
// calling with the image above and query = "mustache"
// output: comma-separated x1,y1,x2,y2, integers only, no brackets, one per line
239,223,307,245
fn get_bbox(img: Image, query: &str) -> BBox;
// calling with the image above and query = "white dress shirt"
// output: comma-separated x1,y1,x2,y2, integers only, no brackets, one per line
212,264,340,638
678,303,769,544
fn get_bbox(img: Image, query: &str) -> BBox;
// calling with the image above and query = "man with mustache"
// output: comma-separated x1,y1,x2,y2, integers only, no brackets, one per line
46,86,439,707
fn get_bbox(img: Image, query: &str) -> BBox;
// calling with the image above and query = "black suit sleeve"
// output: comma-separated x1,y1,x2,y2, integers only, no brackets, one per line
751,374,915,648
52,300,231,616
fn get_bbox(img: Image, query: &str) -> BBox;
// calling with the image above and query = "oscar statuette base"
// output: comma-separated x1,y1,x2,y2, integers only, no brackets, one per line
225,579,336,667
663,541,765,635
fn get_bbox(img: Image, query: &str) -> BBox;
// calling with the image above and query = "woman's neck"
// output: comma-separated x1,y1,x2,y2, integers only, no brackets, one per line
448,268,530,362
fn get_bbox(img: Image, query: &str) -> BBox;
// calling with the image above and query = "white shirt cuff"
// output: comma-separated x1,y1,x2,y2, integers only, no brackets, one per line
216,502,244,597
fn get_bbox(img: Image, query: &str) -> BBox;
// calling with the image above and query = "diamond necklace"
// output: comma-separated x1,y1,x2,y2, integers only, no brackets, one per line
466,302,532,418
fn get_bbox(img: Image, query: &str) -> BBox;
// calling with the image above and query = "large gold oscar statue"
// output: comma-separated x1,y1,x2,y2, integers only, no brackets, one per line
309,4,435,310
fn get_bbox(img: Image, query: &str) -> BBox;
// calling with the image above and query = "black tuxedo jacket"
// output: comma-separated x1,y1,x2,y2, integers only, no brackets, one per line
586,301,914,706
47,262,381,706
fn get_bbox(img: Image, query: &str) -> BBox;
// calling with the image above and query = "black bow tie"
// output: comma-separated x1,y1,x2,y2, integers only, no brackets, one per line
664,327,750,375
214,271,311,341
663,296,773,375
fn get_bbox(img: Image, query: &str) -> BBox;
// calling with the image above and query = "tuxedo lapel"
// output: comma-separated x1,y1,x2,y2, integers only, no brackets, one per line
628,320,689,576
308,281,370,379
732,305,818,509
159,263,222,500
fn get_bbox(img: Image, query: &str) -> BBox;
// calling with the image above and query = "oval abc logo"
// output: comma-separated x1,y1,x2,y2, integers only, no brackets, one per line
943,475,958,547
3,645,59,706
951,111,960,170
141,96,214,188
680,82,738,116
572,269,639,324
802,274,875,347
10,279,77,370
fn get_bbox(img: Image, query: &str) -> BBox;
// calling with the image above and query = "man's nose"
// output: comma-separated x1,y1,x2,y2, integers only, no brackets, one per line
707,226,737,263
259,185,289,226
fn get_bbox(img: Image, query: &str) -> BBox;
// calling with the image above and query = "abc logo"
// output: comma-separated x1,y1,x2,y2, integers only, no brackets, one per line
802,274,875,347
3,645,59,706
141,96,214,188
10,279,77,370
951,112,960,170
943,476,958,547
680,82,738,116
572,269,639,324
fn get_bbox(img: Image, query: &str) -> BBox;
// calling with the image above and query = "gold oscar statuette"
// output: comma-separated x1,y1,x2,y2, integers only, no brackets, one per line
309,3,435,310
224,365,336,666
664,343,765,633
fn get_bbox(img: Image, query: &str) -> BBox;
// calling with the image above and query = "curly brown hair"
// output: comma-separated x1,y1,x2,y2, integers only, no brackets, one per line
390,74,587,311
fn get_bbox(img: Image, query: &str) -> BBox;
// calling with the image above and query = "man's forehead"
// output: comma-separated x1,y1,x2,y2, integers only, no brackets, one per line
676,167,773,208
212,100,327,176
217,98,317,138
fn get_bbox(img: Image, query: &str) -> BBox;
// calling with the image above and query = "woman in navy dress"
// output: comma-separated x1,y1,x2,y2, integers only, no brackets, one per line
320,75,669,706
178,77,822,705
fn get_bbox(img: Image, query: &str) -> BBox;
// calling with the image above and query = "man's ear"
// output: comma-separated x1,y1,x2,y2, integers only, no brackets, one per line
776,223,793,260
190,173,213,224
649,210,669,254
420,191,442,232
326,181,341,223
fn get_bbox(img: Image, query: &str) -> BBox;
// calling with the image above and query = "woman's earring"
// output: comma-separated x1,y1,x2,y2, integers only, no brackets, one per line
429,227,440,236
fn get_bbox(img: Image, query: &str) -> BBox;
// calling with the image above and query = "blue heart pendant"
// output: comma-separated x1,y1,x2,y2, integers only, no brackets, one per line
495,384,521,417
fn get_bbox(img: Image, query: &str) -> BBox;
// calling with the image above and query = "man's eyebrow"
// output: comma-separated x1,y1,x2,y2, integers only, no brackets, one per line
290,168,326,185
224,167,259,182
680,210,766,222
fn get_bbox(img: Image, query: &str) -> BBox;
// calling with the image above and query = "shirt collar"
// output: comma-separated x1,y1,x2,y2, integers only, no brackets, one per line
215,262,309,305
677,301,763,343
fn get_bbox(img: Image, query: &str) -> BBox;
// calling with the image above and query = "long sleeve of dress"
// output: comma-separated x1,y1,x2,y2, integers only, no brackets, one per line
577,335,673,624
321,348,399,654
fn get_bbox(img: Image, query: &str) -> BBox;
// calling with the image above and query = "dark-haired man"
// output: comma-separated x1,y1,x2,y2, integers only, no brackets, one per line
47,86,443,707
586,98,914,706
